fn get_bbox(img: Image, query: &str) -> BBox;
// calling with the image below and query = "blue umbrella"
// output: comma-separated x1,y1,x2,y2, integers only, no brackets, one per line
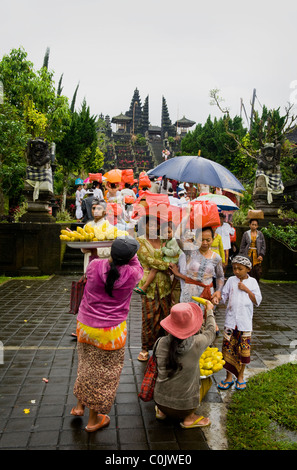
148,155,245,192
75,178,84,185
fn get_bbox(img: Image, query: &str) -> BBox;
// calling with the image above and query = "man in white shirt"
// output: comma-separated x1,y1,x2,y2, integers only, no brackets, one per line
120,183,137,201
81,199,111,271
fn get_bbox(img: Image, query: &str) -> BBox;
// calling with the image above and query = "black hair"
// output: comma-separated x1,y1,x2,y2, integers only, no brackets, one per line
203,226,214,237
249,219,258,224
161,220,174,230
92,198,106,210
104,257,130,297
145,215,160,236
165,336,183,378
196,226,214,238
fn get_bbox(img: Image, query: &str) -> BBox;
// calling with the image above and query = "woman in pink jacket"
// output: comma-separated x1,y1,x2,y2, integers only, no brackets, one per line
71,237,143,432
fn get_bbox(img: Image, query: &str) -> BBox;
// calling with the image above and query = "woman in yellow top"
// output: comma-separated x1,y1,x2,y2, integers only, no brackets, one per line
136,215,172,361
239,219,266,282
211,231,225,264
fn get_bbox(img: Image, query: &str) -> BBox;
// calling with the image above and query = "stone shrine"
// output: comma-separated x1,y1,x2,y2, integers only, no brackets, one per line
20,138,55,222
253,142,285,222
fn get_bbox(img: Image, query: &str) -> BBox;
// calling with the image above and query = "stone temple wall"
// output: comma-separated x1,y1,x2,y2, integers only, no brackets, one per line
0,223,296,280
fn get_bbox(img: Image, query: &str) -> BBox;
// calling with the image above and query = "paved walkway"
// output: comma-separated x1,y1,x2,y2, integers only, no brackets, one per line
0,276,296,451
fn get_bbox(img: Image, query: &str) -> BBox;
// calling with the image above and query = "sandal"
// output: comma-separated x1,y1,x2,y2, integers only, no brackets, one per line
155,405,166,420
133,287,147,295
217,380,234,390
137,351,149,361
85,414,110,432
180,416,211,428
235,380,247,390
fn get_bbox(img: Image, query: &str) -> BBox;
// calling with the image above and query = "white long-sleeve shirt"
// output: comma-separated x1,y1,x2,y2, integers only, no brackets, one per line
215,223,235,250
221,275,262,331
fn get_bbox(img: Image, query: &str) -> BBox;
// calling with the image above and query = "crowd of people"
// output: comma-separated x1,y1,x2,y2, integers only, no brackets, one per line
70,172,266,432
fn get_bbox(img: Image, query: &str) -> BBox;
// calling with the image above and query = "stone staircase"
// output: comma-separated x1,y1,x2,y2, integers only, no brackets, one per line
61,246,84,275
148,140,163,165
60,222,84,275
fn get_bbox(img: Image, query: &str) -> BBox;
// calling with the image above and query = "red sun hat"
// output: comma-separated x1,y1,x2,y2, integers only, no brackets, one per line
160,303,203,339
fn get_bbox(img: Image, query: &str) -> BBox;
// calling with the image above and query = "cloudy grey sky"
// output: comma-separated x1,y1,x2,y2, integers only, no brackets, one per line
2,0,297,130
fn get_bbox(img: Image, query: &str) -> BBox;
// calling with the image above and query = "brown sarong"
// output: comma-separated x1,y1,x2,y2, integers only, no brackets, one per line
141,291,171,351
222,328,251,378
73,342,125,413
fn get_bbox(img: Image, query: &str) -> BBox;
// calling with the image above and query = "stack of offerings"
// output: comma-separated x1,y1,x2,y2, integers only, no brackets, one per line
199,345,225,401
191,295,226,398
59,221,128,242
199,347,225,377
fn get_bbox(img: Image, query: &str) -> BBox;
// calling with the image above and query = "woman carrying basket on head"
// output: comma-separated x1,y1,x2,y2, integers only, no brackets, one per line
71,237,143,432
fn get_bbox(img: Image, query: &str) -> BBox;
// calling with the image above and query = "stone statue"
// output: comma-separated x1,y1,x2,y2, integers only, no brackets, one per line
253,143,284,204
21,137,55,222
27,138,51,167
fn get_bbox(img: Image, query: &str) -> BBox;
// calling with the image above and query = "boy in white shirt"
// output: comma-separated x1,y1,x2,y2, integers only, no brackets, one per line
217,255,262,391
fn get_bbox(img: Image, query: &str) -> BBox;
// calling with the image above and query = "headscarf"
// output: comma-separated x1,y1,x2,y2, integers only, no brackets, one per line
231,255,252,269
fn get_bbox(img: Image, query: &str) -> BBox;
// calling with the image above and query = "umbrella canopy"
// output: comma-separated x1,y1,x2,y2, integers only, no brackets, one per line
104,169,122,183
75,178,84,185
149,155,245,192
195,193,239,211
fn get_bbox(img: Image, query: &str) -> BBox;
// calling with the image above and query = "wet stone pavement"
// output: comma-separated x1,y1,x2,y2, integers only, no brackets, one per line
0,275,296,451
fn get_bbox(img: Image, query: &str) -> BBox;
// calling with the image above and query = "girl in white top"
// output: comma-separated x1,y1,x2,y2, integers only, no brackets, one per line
218,255,262,391
75,185,83,219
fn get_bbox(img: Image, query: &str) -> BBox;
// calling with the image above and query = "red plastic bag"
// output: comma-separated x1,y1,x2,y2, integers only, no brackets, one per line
124,196,135,204
121,169,134,185
134,191,169,207
89,173,102,183
230,227,236,243
138,171,151,189
189,201,220,230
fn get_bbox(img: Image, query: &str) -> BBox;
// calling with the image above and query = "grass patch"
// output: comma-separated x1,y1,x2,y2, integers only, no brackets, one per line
226,363,297,450
0,275,52,285
261,279,297,284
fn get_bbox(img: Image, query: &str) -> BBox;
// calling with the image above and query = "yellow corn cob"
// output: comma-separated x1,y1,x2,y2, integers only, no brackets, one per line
85,224,95,235
100,221,109,232
61,229,72,236
60,235,71,241
76,226,85,235
71,231,82,240
191,296,208,306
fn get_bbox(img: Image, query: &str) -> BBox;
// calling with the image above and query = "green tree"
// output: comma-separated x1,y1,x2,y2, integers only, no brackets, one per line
0,103,29,215
181,114,249,179
55,99,99,210
0,47,71,213
0,47,70,142
209,89,297,183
